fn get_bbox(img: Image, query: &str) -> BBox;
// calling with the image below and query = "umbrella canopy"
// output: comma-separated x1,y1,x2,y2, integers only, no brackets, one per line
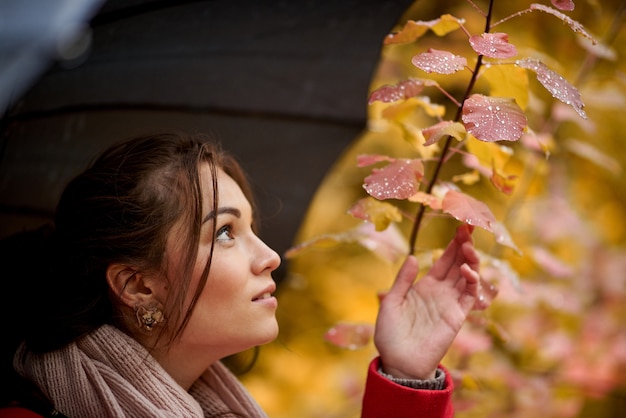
0,0,414,281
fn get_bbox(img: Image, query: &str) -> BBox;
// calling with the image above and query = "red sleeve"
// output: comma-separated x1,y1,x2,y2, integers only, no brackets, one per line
0,407,44,418
361,357,454,418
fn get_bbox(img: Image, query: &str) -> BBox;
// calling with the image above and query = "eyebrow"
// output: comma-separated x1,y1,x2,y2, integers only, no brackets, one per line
202,207,241,224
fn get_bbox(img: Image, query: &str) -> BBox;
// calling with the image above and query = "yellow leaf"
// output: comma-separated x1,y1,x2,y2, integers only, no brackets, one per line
381,97,445,121
349,197,402,231
490,161,518,195
383,20,430,45
466,136,513,169
431,14,465,36
452,170,481,185
423,121,466,145
401,122,440,160
482,64,529,110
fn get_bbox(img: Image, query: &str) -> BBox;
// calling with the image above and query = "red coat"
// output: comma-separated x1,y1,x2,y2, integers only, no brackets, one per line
362,358,454,418
1,358,454,418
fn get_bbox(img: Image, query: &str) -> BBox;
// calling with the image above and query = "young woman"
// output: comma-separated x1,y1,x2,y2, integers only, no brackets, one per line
0,131,482,417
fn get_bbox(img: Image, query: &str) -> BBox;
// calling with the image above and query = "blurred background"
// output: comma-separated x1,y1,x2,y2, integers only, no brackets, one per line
1,1,625,417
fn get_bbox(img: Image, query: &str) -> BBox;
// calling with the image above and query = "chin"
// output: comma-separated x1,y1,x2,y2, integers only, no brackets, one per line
255,321,279,346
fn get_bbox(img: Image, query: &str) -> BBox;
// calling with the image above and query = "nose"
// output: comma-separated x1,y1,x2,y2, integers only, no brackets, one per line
252,235,281,274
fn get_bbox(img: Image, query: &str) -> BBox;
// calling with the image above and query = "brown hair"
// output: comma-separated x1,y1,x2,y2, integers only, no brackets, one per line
15,131,256,353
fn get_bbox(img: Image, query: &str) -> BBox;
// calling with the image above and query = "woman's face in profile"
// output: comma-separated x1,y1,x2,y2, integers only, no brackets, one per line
168,165,281,361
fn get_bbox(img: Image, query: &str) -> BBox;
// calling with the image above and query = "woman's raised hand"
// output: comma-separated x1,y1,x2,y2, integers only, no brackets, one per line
373,224,481,380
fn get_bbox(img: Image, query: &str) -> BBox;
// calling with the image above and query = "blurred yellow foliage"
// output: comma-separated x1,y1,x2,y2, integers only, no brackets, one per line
241,1,626,417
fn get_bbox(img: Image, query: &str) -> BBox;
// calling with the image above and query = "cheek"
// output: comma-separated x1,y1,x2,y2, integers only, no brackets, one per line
197,260,246,309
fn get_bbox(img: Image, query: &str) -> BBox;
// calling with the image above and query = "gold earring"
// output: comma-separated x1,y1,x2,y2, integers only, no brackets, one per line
135,305,165,331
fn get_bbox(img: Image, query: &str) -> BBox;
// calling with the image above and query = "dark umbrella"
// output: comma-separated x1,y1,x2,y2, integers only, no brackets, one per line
0,0,415,281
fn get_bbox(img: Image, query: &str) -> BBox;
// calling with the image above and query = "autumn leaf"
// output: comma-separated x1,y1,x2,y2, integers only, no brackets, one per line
355,222,409,263
356,154,393,167
430,14,466,36
564,139,622,175
362,157,425,200
480,252,522,292
347,197,402,231
490,160,518,195
422,121,466,146
516,58,587,119
552,0,575,11
412,48,467,74
482,64,529,110
284,222,408,262
530,4,593,43
462,94,527,141
474,277,499,310
384,14,464,45
408,191,442,210
465,138,514,173
283,233,350,259
531,246,574,278
442,189,520,253
379,96,446,123
469,33,518,59
452,170,481,186
368,78,427,104
577,36,616,61
384,20,430,45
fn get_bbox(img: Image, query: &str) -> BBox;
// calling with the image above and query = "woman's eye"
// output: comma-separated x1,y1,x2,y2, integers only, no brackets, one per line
216,225,234,241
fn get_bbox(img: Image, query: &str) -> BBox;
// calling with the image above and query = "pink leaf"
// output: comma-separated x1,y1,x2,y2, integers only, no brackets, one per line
462,94,527,141
368,78,426,104
355,222,409,263
516,58,586,119
411,48,467,74
531,246,574,278
474,277,499,310
551,0,575,11
442,190,520,252
324,322,375,350
442,189,496,229
469,33,517,58
363,158,424,200
356,154,393,167
530,4,594,43
481,255,522,292
490,221,521,254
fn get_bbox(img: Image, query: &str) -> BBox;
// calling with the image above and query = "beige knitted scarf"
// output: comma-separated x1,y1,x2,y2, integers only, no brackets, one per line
13,324,267,418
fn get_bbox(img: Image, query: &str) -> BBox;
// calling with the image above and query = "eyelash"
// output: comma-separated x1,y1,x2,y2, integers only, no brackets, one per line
216,224,234,241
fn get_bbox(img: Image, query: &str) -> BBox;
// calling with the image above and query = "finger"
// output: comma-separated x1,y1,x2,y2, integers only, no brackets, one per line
458,263,480,312
386,255,419,302
430,227,467,280
461,241,480,272
455,223,474,245
459,263,479,290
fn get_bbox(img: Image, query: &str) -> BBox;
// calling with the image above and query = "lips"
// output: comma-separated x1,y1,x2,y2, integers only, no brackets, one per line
252,284,276,302
252,292,272,301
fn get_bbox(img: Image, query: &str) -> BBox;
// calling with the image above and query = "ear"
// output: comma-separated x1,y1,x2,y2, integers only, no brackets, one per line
106,263,156,308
